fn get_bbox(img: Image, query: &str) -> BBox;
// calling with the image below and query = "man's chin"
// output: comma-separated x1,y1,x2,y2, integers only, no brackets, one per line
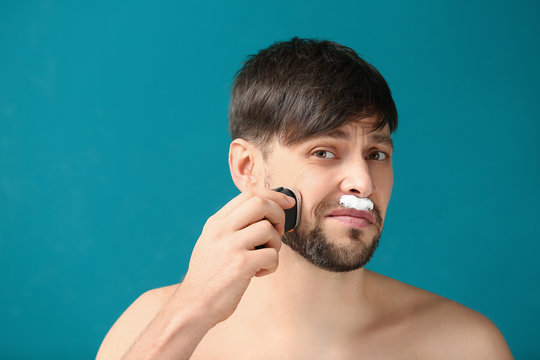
320,219,375,245
281,223,382,273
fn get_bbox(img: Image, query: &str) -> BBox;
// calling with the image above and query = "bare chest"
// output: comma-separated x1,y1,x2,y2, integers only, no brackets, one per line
189,321,438,360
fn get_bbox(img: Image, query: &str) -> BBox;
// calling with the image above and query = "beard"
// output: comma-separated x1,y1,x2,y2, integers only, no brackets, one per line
281,198,384,273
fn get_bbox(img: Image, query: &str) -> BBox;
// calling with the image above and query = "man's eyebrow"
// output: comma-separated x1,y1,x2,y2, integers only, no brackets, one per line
312,130,394,149
367,133,394,149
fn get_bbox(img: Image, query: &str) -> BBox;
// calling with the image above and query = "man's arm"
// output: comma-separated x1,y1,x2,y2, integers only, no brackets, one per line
96,190,295,359
96,284,215,360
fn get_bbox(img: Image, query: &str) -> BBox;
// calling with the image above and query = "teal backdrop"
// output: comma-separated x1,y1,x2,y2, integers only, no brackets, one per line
1,1,539,358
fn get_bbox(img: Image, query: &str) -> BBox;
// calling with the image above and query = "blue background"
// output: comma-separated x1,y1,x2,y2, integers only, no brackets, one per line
1,1,539,358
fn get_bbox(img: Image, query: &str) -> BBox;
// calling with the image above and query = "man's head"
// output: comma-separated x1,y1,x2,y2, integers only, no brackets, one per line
229,37,397,158
228,37,398,272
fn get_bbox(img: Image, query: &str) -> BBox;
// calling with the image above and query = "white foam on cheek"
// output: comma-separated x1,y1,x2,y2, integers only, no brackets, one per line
339,195,374,211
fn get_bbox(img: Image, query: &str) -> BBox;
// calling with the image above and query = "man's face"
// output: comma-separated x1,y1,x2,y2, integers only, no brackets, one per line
258,118,394,272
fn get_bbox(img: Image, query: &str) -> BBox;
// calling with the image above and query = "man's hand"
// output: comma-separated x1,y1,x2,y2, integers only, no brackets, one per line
96,189,296,360
174,189,296,326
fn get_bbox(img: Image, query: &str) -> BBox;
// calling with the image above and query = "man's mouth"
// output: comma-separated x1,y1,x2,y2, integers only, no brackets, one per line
326,209,374,229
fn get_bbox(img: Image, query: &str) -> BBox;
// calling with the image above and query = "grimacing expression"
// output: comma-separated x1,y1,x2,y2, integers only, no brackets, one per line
260,120,394,272
281,197,384,272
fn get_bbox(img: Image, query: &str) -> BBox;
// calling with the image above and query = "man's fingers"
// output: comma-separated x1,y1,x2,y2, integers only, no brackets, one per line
213,191,253,219
215,189,295,220
246,247,279,277
235,220,282,251
228,196,286,234
262,189,296,210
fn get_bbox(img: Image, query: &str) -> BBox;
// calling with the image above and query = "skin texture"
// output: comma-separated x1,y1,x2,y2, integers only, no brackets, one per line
96,118,513,359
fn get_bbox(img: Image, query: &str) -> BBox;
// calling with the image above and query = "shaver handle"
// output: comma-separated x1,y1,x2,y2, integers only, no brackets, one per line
254,187,299,250
272,187,299,233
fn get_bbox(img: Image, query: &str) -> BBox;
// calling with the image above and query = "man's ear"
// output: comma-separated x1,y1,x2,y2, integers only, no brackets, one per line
229,138,261,192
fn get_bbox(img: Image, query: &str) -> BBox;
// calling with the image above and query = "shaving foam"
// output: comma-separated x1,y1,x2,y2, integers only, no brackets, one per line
339,195,374,211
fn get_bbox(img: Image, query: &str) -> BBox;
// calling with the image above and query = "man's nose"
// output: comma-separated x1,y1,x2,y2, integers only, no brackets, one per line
339,159,375,197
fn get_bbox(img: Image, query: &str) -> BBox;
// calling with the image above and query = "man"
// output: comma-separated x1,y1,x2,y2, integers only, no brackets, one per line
97,37,513,359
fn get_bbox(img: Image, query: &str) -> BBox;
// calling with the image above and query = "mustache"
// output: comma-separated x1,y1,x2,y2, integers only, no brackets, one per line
313,198,384,229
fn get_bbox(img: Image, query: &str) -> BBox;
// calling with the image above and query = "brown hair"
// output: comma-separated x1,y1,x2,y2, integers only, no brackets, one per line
229,37,397,156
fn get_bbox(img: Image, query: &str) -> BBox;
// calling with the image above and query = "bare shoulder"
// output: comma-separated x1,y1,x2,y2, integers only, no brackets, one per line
96,283,180,360
365,270,513,359
420,296,514,359
375,271,512,359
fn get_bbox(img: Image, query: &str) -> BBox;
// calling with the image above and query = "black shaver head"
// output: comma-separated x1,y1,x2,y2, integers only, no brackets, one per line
272,187,301,232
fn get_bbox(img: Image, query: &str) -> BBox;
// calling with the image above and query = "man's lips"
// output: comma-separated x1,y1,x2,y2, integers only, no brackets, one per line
326,209,375,228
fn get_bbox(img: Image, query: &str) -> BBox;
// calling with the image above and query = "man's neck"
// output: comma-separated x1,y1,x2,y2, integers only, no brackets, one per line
231,245,377,341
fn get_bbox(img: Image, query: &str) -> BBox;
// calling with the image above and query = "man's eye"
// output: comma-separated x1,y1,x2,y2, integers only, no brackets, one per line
313,150,336,159
369,151,387,161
